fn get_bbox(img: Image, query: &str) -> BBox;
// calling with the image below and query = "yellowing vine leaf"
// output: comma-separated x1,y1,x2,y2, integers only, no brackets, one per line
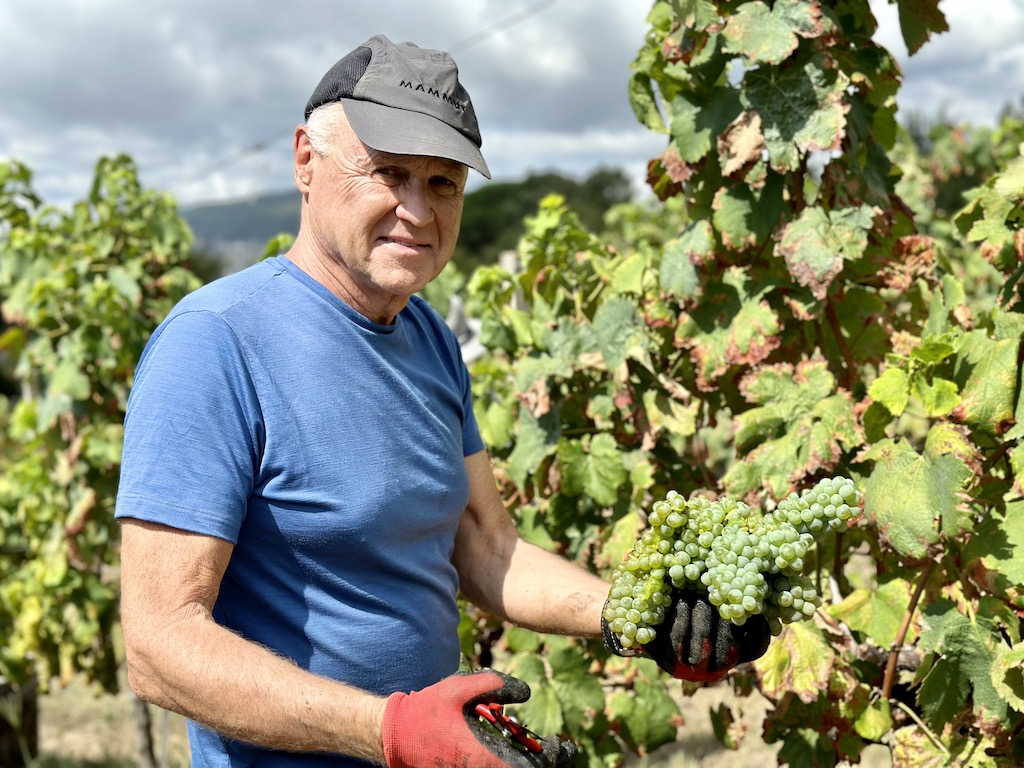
829,578,916,648
756,620,834,703
869,366,910,416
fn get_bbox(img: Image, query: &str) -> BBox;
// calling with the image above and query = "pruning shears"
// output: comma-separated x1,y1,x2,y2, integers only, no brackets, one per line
475,702,544,753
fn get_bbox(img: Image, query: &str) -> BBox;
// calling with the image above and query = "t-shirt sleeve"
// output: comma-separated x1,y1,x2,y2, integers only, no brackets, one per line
115,310,263,543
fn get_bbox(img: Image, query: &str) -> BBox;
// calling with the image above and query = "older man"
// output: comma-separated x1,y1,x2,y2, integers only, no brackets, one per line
115,35,766,768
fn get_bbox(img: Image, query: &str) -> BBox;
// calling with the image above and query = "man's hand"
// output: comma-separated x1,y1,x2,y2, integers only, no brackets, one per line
382,670,576,768
603,589,771,683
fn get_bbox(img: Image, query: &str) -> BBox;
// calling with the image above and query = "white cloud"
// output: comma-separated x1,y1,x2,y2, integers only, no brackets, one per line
1,0,1019,209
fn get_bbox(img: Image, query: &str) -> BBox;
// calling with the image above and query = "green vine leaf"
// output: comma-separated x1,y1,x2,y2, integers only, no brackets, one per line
675,268,781,390
557,433,627,507
742,52,850,172
776,204,874,299
592,296,646,372
964,500,1024,608
722,0,826,66
895,0,950,55
918,600,1008,728
952,329,1021,434
860,433,973,561
991,643,1024,715
659,223,710,298
869,366,910,416
668,87,744,166
607,665,679,749
508,408,560,487
725,359,859,497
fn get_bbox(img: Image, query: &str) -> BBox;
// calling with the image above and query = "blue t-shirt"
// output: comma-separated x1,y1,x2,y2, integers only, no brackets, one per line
116,255,485,766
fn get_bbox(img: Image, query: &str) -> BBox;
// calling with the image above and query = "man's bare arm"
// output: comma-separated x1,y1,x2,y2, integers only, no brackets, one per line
452,451,608,637
119,519,387,761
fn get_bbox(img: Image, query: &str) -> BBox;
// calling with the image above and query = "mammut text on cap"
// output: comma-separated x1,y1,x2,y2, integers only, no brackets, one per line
304,34,490,178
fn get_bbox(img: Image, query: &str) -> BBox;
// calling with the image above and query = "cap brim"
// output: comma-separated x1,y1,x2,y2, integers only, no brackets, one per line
340,98,491,179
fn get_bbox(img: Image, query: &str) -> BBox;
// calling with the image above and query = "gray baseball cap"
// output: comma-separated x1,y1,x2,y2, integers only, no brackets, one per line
304,35,491,178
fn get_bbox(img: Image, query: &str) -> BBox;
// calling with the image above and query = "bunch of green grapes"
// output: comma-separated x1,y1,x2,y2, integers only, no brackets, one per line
603,476,862,649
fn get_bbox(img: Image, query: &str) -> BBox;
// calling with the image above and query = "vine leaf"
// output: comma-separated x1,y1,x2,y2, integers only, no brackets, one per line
854,699,893,742
859,432,973,561
755,620,833,703
951,327,1020,436
991,643,1024,715
592,296,647,372
712,180,782,251
547,640,608,732
743,54,850,172
964,500,1024,608
642,389,698,443
722,0,825,65
557,433,627,507
508,653,565,735
725,359,859,498
827,578,915,648
508,408,560,487
869,366,910,416
777,204,874,299
954,152,1024,270
659,225,707,298
669,87,744,167
607,666,680,748
895,0,950,55
718,111,765,177
917,600,1008,728
676,268,781,391
913,376,960,417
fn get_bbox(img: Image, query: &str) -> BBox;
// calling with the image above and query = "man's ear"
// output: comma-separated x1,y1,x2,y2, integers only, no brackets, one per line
293,125,315,193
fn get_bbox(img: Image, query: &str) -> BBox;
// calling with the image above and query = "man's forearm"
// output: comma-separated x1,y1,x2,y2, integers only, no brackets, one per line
125,606,388,762
497,538,608,637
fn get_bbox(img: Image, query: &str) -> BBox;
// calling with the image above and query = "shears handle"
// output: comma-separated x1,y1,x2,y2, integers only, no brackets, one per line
475,702,543,753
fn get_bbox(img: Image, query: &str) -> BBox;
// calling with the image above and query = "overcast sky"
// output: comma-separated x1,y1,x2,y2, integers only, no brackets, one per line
1,1,1022,210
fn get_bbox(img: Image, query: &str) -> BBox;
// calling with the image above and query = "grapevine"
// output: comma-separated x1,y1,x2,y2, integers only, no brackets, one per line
604,477,863,649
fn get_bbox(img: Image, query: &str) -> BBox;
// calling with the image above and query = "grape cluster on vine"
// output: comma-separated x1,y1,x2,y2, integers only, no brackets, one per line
603,477,862,648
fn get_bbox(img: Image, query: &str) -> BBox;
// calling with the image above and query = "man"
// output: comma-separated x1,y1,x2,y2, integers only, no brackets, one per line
116,35,768,768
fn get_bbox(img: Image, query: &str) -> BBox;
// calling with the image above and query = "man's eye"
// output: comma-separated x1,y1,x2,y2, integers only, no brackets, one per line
373,167,402,183
430,177,459,194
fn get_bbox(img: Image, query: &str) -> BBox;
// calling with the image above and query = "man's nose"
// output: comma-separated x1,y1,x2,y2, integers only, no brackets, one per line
395,181,435,227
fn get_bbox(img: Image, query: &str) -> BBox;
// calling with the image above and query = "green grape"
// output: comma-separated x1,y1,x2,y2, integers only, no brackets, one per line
604,477,863,647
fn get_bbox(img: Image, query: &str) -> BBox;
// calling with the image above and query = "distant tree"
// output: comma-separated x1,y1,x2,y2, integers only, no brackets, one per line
453,167,633,273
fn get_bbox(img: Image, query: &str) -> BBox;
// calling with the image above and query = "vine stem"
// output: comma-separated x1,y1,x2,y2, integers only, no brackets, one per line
888,698,949,757
825,300,856,392
882,558,935,700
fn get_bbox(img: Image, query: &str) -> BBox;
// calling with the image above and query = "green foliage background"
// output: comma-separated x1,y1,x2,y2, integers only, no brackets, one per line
2,1,1024,766
457,1,1024,766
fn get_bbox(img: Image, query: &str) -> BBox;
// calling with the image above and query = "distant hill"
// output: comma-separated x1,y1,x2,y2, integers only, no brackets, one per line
180,167,633,276
182,189,300,274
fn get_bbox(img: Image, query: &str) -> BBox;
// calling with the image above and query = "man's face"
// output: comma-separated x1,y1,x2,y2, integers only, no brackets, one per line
301,118,469,318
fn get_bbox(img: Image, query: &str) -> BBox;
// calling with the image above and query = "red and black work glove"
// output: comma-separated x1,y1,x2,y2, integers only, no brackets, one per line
603,588,771,683
382,669,577,768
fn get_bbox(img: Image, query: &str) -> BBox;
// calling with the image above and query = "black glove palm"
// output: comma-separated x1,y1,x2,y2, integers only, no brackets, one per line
604,589,771,682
